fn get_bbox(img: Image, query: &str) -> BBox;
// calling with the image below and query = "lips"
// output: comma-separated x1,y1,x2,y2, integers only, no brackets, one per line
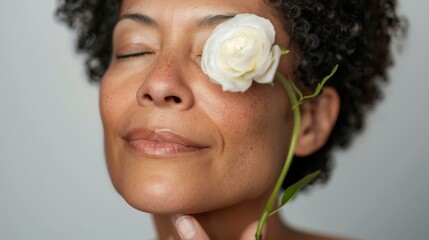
123,128,208,157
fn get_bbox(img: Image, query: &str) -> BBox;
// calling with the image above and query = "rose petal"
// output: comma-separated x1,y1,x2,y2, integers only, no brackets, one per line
254,45,281,84
201,13,281,92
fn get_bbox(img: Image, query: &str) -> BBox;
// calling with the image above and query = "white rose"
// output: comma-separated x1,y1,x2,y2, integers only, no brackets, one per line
201,13,282,92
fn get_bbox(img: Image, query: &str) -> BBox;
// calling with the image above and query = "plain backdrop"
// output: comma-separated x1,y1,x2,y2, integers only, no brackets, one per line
1,1,428,240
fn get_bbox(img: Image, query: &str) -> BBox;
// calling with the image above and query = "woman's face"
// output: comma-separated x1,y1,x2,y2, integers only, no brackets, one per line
100,0,293,214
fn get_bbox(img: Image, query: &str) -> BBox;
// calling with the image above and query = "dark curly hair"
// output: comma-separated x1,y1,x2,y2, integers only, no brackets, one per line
55,0,405,190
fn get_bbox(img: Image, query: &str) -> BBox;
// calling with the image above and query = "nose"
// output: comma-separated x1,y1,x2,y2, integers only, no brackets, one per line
136,55,194,110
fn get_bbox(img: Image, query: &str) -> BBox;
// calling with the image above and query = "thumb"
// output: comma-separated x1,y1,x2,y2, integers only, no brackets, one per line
171,214,211,240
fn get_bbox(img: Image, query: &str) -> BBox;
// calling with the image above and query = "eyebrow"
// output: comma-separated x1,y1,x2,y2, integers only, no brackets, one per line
117,13,157,26
196,14,236,27
116,13,236,28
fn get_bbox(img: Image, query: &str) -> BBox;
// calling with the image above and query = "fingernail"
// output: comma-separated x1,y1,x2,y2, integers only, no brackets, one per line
174,215,196,239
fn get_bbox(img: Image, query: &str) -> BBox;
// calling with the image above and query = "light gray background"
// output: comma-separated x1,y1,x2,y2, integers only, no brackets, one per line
1,1,428,240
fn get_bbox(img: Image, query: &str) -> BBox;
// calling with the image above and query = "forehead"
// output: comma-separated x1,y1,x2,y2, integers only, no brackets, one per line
119,0,276,23
118,0,288,44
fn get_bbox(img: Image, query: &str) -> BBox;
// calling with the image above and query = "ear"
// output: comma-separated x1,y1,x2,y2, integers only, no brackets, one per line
294,87,340,157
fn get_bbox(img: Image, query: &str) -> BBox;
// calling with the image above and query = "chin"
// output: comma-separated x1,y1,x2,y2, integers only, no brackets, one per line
116,174,204,214
116,173,250,215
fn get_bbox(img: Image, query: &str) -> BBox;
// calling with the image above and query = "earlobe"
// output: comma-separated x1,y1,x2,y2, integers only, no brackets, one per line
294,87,340,157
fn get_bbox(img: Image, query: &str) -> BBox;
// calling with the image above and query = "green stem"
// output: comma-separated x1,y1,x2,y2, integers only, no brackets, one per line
294,64,338,107
255,73,301,239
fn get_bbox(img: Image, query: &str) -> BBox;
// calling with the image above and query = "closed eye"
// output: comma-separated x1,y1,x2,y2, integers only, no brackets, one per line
115,51,153,59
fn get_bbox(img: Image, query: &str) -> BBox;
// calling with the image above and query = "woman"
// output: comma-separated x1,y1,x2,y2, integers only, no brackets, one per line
56,0,402,239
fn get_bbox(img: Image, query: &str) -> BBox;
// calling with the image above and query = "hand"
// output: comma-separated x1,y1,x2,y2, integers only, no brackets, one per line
170,214,264,240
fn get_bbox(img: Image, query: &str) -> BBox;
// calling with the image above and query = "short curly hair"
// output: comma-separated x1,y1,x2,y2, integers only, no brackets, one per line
56,0,404,190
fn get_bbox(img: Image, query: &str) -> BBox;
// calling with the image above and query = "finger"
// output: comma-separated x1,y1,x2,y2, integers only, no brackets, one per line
239,221,267,240
172,214,211,240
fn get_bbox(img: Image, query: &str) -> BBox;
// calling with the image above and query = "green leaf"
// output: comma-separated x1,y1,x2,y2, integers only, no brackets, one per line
269,170,321,216
281,48,290,55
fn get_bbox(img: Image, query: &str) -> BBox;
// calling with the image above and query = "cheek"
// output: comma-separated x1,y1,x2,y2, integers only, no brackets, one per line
99,70,137,190
99,66,144,139
99,85,115,129
99,76,120,188
99,71,134,128
205,85,291,200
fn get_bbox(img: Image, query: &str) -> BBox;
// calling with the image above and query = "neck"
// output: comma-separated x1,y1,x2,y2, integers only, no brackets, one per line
152,191,294,239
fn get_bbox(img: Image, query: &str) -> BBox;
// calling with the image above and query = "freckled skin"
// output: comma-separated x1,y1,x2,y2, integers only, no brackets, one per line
100,0,305,238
